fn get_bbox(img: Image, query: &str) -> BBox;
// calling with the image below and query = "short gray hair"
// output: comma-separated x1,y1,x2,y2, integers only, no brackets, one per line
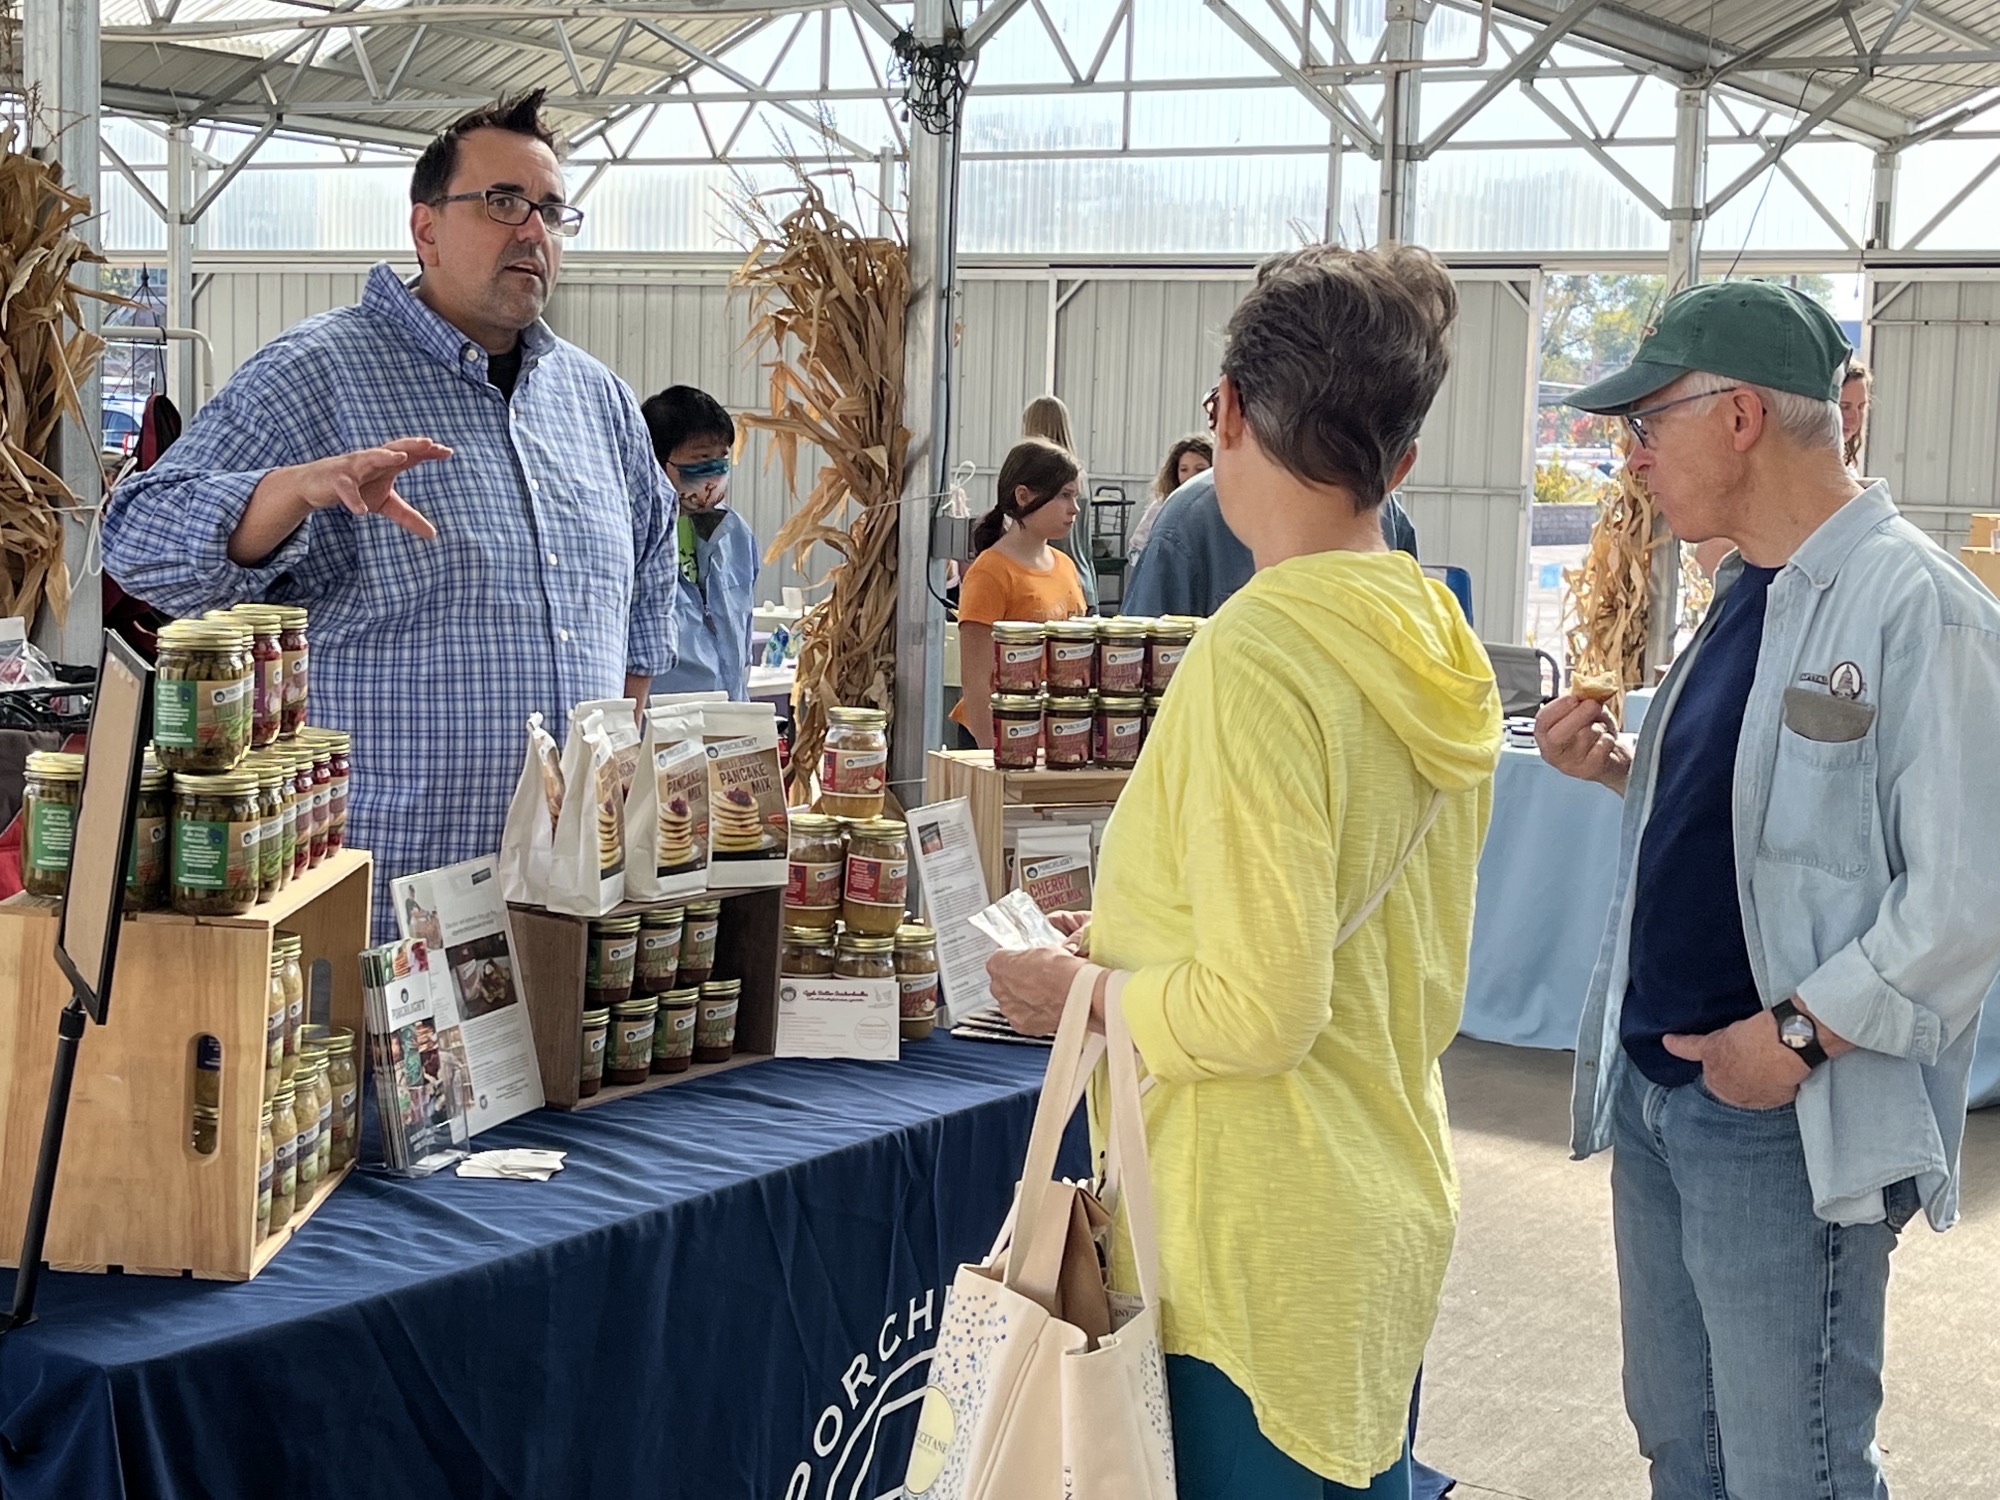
1683,373,1841,453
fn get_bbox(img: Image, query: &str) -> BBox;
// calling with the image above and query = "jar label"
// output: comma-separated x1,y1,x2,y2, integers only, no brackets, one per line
999,719,1040,743
283,649,309,706
1050,641,1094,665
127,815,167,888
260,816,284,877
258,1158,273,1193
173,818,259,891
786,859,844,909
256,659,283,725
845,855,908,906
275,1138,297,1172
26,798,75,873
669,1008,697,1035
154,678,250,750
821,747,887,796
1046,715,1093,757
584,1032,607,1058
1152,644,1187,675
641,929,683,960
340,1088,358,1111
899,972,940,1015
683,919,720,957
606,939,637,966
298,1119,320,1157
998,643,1044,669
266,1006,286,1064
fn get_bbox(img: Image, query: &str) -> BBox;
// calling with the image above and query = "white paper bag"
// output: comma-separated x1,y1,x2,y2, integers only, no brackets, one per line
547,710,626,916
1014,824,1094,915
623,704,712,903
702,701,787,890
572,697,642,801
499,712,561,905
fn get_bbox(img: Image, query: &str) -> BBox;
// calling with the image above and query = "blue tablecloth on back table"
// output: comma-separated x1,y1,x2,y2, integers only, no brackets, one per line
1464,746,1999,1109
0,1037,1087,1500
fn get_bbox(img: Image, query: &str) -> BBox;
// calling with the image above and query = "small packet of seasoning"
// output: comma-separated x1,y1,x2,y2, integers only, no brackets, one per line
969,888,1071,952
499,711,561,905
547,709,626,916
624,703,711,902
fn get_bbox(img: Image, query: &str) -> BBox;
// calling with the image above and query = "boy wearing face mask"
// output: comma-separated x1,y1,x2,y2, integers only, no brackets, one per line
641,385,761,699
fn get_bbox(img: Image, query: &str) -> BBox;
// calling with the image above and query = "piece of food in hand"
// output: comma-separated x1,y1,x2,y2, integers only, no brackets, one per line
1571,669,1621,702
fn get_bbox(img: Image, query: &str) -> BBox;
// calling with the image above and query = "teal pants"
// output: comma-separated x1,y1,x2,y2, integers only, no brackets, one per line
1166,1356,1413,1500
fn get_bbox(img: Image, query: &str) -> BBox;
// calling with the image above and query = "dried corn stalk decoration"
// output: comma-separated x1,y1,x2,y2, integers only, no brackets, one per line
731,174,910,796
1562,434,1666,714
0,120,114,626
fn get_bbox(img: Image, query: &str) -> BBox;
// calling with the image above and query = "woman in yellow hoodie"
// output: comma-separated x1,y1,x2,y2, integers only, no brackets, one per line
989,243,1502,1498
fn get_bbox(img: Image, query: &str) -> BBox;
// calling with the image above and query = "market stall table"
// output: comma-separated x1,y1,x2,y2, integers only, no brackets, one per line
1464,746,2000,1108
0,1038,1084,1500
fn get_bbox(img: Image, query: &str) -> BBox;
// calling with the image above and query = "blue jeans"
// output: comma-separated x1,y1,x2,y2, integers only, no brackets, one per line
1611,1065,1905,1499
1166,1355,1412,1499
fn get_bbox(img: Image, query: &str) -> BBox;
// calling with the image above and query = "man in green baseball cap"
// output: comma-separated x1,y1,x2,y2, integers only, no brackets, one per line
1533,277,2000,1497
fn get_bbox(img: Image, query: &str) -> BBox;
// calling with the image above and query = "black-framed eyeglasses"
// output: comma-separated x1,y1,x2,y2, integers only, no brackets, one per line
431,188,585,239
1622,386,1746,450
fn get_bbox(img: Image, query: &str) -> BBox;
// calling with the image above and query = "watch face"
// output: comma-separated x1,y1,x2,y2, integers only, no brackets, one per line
1780,1014,1817,1049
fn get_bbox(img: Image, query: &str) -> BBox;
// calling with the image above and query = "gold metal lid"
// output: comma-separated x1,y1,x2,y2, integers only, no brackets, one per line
1151,615,1201,635
659,987,701,1003
640,905,686,925
1046,694,1098,713
991,621,1046,640
24,751,84,780
589,914,643,933
275,606,309,630
838,934,896,954
787,813,842,834
580,1007,611,1024
1098,618,1151,638
685,899,723,916
849,817,908,840
274,931,303,954
826,707,888,729
783,925,835,942
173,770,259,797
699,978,742,995
158,617,252,651
990,693,1045,712
1044,619,1099,640
1099,696,1147,711
612,996,659,1015
894,922,936,946
230,603,285,631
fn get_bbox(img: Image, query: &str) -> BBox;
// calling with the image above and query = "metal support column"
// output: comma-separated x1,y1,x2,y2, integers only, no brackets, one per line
1323,120,1343,243
23,0,104,661
1377,0,1427,245
1868,148,1899,250
166,126,199,416
891,0,954,801
1647,83,1708,677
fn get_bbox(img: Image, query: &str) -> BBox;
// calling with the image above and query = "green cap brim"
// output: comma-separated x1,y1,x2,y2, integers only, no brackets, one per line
1563,360,1689,415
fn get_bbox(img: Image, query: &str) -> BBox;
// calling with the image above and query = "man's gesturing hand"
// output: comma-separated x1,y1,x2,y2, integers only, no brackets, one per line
296,438,452,539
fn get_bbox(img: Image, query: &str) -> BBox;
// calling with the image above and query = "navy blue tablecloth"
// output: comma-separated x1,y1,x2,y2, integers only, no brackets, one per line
0,1038,1085,1500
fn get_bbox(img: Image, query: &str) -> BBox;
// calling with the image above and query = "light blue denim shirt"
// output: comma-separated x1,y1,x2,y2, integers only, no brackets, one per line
1571,484,2000,1230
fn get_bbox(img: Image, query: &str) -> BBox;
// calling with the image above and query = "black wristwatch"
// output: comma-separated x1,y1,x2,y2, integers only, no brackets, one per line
1771,999,1828,1070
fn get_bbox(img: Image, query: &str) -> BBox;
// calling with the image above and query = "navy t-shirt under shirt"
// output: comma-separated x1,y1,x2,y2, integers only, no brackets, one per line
1622,562,1780,1087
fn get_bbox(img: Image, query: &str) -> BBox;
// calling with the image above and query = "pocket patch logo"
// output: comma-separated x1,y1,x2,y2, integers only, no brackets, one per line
1829,661,1865,700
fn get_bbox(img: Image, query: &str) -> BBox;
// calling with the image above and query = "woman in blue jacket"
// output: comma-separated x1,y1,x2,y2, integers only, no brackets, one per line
642,385,760,699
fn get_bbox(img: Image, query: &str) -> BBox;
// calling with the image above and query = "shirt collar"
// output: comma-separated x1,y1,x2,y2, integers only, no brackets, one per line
1785,481,1897,590
362,261,556,383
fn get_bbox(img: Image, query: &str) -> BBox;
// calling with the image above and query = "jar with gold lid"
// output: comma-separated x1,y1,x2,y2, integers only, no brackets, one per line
125,759,172,911
246,758,288,901
1043,695,1097,771
1146,617,1197,693
781,925,838,978
836,932,897,981
323,1028,359,1170
895,923,941,1039
841,819,909,936
820,708,889,820
1096,618,1150,697
293,1058,324,1195
231,603,286,748
585,914,642,1009
154,617,254,771
991,622,1047,694
694,979,741,1064
784,814,845,932
275,932,305,1083
652,989,698,1074
270,1084,299,1225
678,900,722,989
319,730,352,851
1044,619,1099,694
255,1102,275,1242
21,750,84,899
1095,696,1145,771
636,906,686,995
607,997,659,1085
277,606,310,738
990,694,1044,771
171,769,262,915
264,950,287,1103
579,1008,610,1096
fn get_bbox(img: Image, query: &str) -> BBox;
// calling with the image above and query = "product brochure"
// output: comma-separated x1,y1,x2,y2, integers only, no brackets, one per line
392,855,546,1134
359,939,470,1176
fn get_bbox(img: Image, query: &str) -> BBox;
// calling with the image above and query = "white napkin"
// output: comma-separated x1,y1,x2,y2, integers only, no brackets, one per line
456,1148,569,1182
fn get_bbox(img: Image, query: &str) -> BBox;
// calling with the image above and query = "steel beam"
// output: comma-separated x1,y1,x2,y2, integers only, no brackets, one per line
1206,0,1381,153
1518,81,1667,217
167,125,199,415
1377,0,1425,243
1869,147,1898,247
1417,0,1605,157
1644,81,1705,680
99,133,169,220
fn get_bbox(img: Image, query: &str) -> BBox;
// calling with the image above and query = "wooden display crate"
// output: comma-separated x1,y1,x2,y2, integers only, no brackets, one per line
0,849,373,1281
509,887,782,1110
925,750,1132,901
1961,545,2000,597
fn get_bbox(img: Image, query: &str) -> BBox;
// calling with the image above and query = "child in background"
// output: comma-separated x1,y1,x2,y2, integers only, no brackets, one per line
642,385,760,700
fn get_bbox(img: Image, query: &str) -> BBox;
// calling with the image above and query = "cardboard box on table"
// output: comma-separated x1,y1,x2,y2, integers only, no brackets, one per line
924,750,1131,902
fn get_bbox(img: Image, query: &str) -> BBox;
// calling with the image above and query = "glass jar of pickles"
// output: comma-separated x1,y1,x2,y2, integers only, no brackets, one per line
1096,619,1150,696
172,770,263,915
276,933,305,1084
264,951,287,1103
784,814,845,932
248,759,288,901
585,914,642,1009
1146,618,1196,693
652,990,698,1074
126,760,171,910
678,900,722,989
990,694,1044,771
154,617,254,772
277,606,310,738
579,1008,610,1096
636,906,685,995
270,1084,299,1225
992,622,1047,694
836,932,897,981
841,819,909,936
1045,619,1099,693
607,997,659,1086
21,750,83,899
694,979,741,1064
325,1029,359,1170
256,1102,275,1243
820,708,889,820
232,604,286,748
1043,695,1097,771
293,1058,324,1195
191,1104,220,1155
781,926,838,978
1096,696,1145,771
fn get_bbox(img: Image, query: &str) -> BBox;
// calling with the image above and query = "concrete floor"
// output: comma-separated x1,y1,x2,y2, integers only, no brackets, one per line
1422,1039,2000,1500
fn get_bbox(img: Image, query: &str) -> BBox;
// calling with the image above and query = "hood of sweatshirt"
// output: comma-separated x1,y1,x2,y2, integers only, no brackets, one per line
1244,549,1502,792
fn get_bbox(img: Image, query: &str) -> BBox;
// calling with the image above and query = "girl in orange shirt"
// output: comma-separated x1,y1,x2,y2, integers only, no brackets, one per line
954,437,1088,747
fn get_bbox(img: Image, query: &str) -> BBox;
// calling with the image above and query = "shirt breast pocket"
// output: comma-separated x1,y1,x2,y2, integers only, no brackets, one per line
1760,689,1876,879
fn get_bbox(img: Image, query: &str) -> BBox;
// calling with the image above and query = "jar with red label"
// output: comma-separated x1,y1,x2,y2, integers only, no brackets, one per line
784,814,845,931
1146,618,1196,693
289,749,315,880
1044,695,1097,770
842,818,910,935
318,730,351,852
990,694,1044,771
277,606,310,739
895,923,940,1041
1096,619,1149,695
1045,620,1098,694
991,622,1047,694
820,707,888,820
232,604,286,748
1095,696,1145,770
307,741,334,867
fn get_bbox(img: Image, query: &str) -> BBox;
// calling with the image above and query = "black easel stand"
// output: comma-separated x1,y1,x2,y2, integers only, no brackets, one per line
3,992,91,1333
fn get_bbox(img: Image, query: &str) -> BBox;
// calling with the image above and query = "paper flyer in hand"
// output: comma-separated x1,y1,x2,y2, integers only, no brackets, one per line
393,855,545,1134
906,799,1002,1025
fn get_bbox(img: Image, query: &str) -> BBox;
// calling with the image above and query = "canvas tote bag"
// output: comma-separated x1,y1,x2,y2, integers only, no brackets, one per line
904,961,1172,1500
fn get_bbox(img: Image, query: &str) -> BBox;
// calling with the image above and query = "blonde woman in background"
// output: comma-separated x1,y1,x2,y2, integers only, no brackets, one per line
1021,394,1099,608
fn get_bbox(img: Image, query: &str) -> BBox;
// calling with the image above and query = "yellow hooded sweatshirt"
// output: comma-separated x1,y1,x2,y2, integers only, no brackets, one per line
1092,548,1502,1486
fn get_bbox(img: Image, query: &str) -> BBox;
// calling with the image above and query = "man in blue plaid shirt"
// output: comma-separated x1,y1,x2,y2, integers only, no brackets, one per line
104,91,678,938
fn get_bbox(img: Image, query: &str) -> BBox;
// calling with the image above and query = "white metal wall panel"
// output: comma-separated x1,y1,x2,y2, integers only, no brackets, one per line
1864,275,2000,552
193,265,375,385
952,275,1053,495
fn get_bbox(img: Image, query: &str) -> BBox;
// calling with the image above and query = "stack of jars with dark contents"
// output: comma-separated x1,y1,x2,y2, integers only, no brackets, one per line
774,707,939,1043
577,895,730,1094
985,616,1203,773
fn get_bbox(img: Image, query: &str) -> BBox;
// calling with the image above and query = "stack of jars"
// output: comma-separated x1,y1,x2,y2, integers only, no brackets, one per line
781,809,939,1042
578,898,727,1095
253,927,360,1244
984,617,1200,772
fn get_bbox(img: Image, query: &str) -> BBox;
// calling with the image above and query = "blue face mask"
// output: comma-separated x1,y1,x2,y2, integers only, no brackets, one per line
674,455,731,482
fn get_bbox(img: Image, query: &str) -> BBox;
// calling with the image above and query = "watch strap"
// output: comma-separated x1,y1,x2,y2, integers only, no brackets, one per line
1771,999,1828,1070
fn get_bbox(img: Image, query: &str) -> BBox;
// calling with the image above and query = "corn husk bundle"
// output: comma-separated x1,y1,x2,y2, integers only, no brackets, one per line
1562,435,1665,715
731,174,910,796
0,120,115,626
